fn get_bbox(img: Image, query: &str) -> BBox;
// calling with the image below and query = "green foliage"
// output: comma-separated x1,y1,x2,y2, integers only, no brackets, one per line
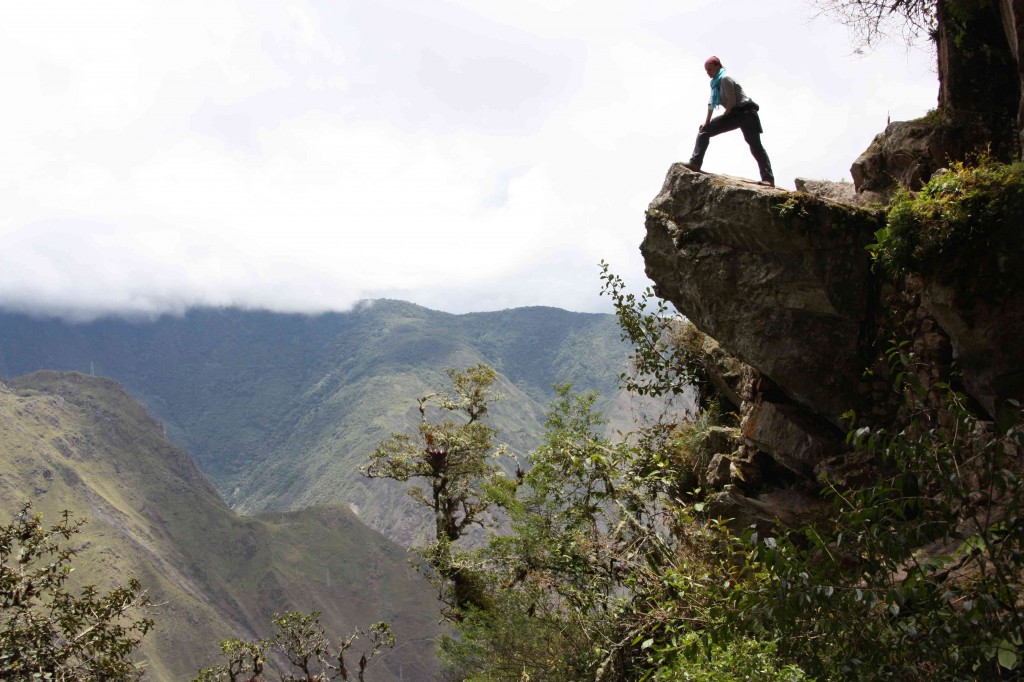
643,635,808,682
193,612,394,682
440,386,639,680
869,156,1024,298
729,347,1024,680
438,384,773,681
771,196,813,222
362,365,511,613
0,504,153,682
432,327,1024,681
598,262,722,412
660,405,724,497
419,286,793,680
196,639,268,682
438,591,591,682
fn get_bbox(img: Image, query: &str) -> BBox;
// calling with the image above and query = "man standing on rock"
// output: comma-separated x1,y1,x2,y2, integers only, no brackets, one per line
684,56,775,187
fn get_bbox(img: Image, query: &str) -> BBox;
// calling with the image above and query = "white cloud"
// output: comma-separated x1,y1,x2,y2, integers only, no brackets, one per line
0,0,938,321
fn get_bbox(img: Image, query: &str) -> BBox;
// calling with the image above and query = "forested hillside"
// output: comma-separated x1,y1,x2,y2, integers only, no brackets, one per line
0,301,672,543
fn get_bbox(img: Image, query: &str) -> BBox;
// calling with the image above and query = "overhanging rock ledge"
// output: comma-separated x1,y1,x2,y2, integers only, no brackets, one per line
640,164,886,429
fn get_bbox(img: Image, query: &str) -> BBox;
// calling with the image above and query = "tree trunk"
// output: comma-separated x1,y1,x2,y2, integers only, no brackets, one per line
995,0,1024,157
935,0,1021,159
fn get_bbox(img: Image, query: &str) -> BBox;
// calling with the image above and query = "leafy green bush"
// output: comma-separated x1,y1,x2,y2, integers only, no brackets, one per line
0,505,153,682
598,262,722,411
388,274,1024,681
433,381,805,681
644,635,808,682
733,348,1024,680
431,339,1024,679
870,156,1024,299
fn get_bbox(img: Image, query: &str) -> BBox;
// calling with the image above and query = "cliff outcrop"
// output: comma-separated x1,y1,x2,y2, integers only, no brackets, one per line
640,0,1024,511
641,159,1024,524
643,168,883,430
622,4,1024,673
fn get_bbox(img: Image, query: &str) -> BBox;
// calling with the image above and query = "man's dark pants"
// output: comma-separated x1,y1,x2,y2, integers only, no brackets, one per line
688,106,774,183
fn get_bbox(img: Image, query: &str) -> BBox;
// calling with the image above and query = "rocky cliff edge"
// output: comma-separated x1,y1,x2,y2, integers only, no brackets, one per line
640,162,1024,526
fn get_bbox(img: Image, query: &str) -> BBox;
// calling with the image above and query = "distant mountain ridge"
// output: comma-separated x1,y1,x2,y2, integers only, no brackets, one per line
0,371,438,682
0,300,655,543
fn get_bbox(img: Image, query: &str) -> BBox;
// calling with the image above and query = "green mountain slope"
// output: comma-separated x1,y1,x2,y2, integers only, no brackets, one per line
0,301,676,543
0,371,438,681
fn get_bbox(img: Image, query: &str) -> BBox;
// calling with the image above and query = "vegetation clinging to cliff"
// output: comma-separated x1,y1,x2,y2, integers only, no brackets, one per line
870,156,1024,299
381,286,1024,679
598,261,725,413
748,350,1024,679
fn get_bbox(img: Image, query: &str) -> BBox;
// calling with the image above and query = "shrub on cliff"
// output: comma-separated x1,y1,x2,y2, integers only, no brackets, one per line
361,364,510,616
423,274,1024,680
871,156,1024,299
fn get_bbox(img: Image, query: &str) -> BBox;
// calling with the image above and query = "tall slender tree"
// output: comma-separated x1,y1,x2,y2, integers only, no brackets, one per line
362,364,509,614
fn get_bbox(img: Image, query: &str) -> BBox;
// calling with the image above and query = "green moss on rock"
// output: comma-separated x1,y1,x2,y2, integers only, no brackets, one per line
870,156,1024,302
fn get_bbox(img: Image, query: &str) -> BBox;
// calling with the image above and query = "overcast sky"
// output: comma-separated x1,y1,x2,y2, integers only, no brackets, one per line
0,0,936,321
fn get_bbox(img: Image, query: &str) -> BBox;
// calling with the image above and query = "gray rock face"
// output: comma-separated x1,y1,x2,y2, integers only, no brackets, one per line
642,165,884,427
741,399,843,478
795,177,886,208
705,453,732,490
640,159,1024,528
925,282,1024,419
849,117,995,196
699,335,748,410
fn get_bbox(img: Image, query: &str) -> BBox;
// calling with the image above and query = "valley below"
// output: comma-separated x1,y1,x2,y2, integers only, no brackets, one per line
0,300,679,680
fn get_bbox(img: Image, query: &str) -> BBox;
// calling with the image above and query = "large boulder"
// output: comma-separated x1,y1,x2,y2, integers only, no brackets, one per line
850,116,999,196
641,166,885,428
795,177,886,208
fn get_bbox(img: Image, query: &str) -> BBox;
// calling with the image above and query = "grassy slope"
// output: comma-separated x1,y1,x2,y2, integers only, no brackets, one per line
0,371,438,682
0,301,680,543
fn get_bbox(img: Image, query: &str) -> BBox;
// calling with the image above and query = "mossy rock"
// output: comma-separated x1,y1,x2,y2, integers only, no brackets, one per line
871,157,1024,305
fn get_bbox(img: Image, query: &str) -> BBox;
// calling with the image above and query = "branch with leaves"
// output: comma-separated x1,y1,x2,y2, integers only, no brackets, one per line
0,504,153,682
